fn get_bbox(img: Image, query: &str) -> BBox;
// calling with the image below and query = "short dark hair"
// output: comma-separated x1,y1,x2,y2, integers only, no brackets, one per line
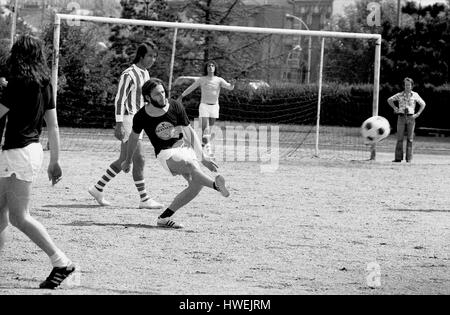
404,77,414,86
142,78,168,99
133,41,157,64
203,60,219,76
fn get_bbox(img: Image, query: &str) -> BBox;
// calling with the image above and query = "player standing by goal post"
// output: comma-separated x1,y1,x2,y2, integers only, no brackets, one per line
388,77,426,163
88,42,163,209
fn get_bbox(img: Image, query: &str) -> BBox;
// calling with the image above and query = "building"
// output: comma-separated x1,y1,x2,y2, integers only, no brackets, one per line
1,0,337,84
241,0,333,84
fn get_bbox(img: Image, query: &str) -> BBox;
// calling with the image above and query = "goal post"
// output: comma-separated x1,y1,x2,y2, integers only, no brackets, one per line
51,14,382,160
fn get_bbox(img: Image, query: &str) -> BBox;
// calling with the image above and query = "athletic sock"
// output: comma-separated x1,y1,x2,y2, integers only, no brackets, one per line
95,166,119,192
50,250,71,268
135,180,150,202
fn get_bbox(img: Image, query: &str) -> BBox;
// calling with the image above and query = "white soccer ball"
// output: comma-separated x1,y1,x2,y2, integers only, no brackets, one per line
361,116,390,144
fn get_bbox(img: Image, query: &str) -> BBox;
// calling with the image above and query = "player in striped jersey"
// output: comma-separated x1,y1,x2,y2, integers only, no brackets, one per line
88,42,163,209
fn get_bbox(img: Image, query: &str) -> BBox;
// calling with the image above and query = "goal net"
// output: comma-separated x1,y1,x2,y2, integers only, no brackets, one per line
40,14,381,162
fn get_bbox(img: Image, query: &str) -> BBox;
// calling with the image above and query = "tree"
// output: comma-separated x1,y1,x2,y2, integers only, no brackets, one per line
326,0,450,86
382,2,450,86
109,0,178,82
42,11,117,127
169,0,265,80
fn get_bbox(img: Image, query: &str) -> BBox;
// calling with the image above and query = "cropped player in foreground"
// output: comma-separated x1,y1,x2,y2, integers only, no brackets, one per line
122,78,230,229
0,35,74,289
88,42,163,209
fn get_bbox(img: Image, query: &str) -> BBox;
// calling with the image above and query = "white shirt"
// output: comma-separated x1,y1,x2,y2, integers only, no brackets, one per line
388,91,425,115
184,76,233,105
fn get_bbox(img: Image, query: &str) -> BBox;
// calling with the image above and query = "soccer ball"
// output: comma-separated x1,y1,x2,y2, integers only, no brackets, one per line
361,116,390,144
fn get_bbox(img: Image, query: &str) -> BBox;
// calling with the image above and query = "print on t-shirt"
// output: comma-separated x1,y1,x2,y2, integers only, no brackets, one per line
155,121,176,140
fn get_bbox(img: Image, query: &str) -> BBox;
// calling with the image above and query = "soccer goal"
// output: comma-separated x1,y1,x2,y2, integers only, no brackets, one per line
49,14,381,161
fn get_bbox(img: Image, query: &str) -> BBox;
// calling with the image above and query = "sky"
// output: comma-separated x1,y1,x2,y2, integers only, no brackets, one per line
333,0,448,16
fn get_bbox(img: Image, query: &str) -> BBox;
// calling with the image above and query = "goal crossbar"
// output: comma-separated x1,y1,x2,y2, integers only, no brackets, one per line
56,14,381,40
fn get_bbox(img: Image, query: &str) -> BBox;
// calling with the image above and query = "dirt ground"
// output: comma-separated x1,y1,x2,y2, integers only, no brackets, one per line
0,145,449,295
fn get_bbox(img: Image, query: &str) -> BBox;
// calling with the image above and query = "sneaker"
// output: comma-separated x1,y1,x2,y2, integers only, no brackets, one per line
88,186,111,206
139,199,164,209
39,263,76,289
392,160,402,163
157,217,184,229
214,175,230,198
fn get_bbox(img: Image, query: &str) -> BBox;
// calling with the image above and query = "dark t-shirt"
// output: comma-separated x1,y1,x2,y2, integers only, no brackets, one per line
132,99,190,157
0,79,55,150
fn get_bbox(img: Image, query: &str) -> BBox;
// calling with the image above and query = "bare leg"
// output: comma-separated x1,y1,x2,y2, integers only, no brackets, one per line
157,155,228,228
131,141,145,182
168,158,214,187
167,173,204,211
109,141,128,174
209,118,216,141
7,175,60,257
201,117,210,146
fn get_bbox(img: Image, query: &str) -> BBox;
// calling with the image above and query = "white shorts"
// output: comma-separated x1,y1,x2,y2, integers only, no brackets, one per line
199,103,220,119
0,142,43,183
157,146,198,176
122,115,143,143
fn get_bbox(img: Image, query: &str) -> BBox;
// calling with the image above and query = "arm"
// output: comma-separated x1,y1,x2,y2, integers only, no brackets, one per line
114,73,132,140
0,77,7,88
44,108,62,185
177,79,200,103
387,94,399,113
413,95,426,119
121,131,140,173
220,77,235,91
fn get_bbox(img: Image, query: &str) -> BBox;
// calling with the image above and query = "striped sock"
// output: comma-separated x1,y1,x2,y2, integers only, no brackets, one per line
94,166,119,192
135,180,150,202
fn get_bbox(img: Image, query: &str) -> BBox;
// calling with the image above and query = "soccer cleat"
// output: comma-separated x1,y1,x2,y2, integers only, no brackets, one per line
157,217,184,229
139,199,164,209
88,186,111,206
392,160,402,163
214,175,230,198
39,263,76,289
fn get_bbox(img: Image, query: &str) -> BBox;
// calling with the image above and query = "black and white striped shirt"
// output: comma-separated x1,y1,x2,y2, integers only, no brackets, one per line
115,64,150,122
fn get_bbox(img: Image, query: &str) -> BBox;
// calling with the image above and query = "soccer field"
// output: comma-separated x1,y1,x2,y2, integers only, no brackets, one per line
0,127,449,295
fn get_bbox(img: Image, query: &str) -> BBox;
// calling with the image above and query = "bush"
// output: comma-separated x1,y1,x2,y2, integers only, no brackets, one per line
53,69,450,130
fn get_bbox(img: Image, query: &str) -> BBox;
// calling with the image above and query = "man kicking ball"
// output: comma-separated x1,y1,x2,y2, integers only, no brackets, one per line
121,78,229,228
